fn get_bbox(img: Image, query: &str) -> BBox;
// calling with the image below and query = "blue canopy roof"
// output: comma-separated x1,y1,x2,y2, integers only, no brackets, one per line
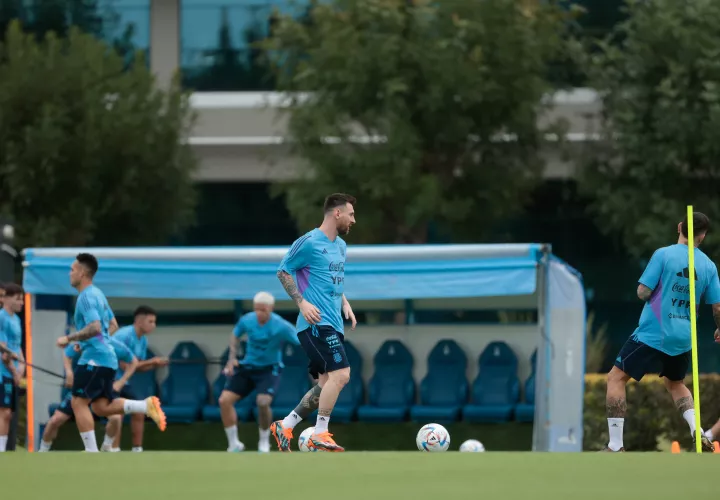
22,244,548,300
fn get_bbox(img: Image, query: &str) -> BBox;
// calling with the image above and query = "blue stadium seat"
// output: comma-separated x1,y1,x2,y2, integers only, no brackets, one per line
462,341,520,423
357,340,414,422
411,339,468,423
160,342,209,423
514,349,537,422
254,342,311,420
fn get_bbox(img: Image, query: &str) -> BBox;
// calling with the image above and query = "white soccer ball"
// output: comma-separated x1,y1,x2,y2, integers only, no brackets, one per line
459,439,485,452
416,423,450,452
298,426,318,452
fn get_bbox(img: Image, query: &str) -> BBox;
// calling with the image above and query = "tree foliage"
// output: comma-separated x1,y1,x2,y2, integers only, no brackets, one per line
0,21,198,247
581,0,720,258
264,0,574,243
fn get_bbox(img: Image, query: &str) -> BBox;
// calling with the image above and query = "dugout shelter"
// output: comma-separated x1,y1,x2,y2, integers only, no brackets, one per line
21,243,585,452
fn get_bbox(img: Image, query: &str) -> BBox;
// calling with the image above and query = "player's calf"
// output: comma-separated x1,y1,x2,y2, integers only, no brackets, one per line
39,411,72,452
604,366,629,452
256,394,273,453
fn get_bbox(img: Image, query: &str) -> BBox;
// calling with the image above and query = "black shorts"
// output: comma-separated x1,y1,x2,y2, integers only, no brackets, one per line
72,365,116,402
298,325,349,379
614,337,690,382
57,392,74,418
224,364,282,398
0,376,16,411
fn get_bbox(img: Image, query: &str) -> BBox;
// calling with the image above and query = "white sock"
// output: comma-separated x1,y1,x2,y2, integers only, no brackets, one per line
282,411,302,429
683,409,697,435
705,429,714,441
607,418,624,451
39,440,52,452
132,446,143,452
224,425,239,447
102,434,115,448
123,399,148,414
80,430,98,452
315,415,330,434
0,435,7,452
259,428,270,442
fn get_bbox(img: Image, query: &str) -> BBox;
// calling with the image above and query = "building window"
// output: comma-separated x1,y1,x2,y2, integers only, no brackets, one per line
180,0,308,91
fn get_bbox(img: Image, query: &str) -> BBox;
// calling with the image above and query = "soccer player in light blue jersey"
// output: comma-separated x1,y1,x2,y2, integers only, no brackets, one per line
0,284,25,452
40,338,139,452
105,305,166,452
604,212,720,452
272,193,358,452
220,291,300,453
56,253,166,452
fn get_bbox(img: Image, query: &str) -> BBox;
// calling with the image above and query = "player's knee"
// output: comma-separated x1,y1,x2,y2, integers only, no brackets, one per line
256,394,272,408
607,366,629,386
329,367,350,387
219,390,238,407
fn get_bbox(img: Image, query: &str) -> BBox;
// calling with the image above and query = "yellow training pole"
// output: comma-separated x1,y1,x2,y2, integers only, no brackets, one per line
687,206,703,454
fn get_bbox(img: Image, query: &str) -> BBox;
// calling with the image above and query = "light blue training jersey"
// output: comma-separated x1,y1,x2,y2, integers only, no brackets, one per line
74,285,118,369
0,309,22,379
632,244,720,355
233,312,300,368
64,338,134,365
278,228,347,336
112,325,148,380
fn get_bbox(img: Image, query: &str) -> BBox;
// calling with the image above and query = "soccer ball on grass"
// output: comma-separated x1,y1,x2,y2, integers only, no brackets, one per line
459,439,485,452
416,423,450,452
298,426,318,452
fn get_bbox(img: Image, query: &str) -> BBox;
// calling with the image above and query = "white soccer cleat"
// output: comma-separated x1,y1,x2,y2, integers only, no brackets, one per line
258,440,271,453
227,441,245,453
100,443,113,452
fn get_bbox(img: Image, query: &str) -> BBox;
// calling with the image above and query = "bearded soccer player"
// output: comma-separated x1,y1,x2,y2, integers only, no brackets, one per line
56,253,166,452
603,212,720,452
271,193,358,452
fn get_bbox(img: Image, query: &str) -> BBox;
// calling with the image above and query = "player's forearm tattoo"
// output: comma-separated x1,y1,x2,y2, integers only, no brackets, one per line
228,335,239,359
293,384,322,419
637,285,653,302
277,270,303,305
67,321,100,342
606,397,627,418
675,396,694,414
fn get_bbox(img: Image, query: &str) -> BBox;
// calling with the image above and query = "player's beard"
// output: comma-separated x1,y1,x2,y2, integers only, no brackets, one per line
338,223,351,235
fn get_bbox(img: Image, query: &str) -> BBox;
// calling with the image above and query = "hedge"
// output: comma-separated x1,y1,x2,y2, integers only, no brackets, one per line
584,373,720,451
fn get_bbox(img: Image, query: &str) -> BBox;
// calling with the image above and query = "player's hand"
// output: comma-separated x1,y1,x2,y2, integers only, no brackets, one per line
56,336,69,348
64,373,74,389
223,358,238,376
73,344,81,353
343,302,357,330
112,380,124,392
299,299,321,325
715,329,720,343
153,356,169,367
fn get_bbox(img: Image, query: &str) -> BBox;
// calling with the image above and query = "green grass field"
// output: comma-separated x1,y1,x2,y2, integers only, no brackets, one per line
1,452,718,499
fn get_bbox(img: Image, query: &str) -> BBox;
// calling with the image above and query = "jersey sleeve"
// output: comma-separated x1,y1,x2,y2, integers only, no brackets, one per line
0,317,7,346
280,318,300,345
278,235,313,274
77,294,101,325
232,316,248,338
111,339,135,364
705,263,720,304
63,344,77,359
638,248,665,290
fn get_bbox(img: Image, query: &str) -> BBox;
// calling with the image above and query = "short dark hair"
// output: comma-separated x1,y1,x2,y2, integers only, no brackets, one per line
4,283,23,297
76,253,99,277
681,212,710,237
134,305,157,318
324,193,356,213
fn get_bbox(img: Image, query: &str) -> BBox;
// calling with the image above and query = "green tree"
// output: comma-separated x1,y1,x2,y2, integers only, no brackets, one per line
580,0,720,258
0,21,197,247
264,0,575,243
